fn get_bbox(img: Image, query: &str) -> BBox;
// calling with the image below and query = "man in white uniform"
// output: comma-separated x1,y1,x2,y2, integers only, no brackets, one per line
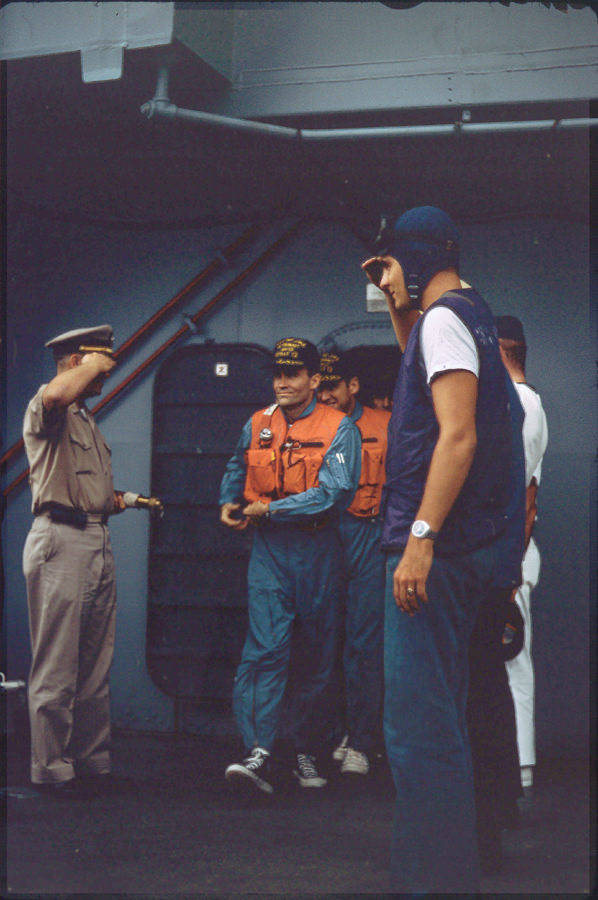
496,315,548,792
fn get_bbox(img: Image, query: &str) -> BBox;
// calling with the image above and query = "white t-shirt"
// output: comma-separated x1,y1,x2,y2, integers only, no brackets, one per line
516,384,547,589
420,312,548,485
522,535,541,587
514,382,548,487
420,305,479,384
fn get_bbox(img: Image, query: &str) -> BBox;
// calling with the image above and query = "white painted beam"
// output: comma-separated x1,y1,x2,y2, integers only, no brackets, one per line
0,1,174,82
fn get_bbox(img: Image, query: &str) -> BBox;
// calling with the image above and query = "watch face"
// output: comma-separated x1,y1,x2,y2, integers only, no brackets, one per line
412,520,428,538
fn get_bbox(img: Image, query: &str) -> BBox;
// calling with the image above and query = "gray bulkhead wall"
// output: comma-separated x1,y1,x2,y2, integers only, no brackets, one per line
4,207,593,757
213,2,597,117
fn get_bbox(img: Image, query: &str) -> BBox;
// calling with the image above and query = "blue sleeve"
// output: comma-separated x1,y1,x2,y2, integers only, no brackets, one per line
219,417,252,505
269,417,361,521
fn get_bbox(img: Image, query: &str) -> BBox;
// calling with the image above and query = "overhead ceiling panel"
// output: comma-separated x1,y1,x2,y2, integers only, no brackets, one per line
3,2,593,228
219,1,598,118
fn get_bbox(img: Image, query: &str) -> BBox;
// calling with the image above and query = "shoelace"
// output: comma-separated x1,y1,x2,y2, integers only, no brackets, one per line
344,748,366,764
297,754,318,777
243,750,267,771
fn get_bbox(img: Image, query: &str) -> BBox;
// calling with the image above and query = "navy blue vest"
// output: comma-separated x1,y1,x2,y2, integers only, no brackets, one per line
382,288,516,557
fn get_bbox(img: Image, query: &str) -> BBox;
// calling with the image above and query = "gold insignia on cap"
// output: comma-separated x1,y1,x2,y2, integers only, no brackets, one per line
45,324,114,351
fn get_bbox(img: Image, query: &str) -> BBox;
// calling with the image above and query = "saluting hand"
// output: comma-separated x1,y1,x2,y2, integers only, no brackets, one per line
80,351,117,375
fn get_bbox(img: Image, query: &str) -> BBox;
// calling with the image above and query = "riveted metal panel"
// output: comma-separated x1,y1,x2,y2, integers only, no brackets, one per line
147,343,273,700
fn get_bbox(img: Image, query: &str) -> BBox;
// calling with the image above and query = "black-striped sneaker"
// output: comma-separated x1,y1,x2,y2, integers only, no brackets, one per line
225,747,274,795
292,753,327,788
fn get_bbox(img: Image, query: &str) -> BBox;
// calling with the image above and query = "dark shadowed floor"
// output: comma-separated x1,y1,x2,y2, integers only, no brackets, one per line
3,730,592,896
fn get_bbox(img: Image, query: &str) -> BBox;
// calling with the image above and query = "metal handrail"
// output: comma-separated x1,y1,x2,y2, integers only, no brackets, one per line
3,219,303,500
0,223,260,472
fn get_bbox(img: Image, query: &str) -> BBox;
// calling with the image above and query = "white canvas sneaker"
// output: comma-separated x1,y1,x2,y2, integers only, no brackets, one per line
340,747,369,775
332,734,349,762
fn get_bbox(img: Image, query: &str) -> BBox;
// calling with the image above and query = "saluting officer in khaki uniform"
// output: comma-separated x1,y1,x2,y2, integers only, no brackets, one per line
22,324,125,797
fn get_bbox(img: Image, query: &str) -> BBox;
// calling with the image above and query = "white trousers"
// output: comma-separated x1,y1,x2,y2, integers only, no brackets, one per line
505,538,540,768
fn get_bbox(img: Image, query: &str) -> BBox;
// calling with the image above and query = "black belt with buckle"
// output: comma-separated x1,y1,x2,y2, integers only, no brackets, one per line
37,503,109,528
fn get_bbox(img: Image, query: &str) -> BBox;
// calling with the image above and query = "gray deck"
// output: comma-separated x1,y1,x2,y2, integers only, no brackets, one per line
4,731,591,896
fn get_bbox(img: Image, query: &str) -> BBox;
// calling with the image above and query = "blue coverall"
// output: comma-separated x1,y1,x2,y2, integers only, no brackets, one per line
335,400,385,755
219,397,361,753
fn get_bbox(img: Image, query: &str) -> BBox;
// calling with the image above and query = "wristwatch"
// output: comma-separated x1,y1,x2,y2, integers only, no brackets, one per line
411,519,438,540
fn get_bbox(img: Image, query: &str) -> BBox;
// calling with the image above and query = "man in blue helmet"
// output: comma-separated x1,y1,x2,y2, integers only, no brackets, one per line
362,207,524,893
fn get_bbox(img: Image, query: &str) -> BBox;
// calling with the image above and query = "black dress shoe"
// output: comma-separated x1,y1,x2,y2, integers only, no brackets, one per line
33,779,83,799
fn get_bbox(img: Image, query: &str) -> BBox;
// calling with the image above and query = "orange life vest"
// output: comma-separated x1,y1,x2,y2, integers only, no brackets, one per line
347,405,390,518
244,402,346,503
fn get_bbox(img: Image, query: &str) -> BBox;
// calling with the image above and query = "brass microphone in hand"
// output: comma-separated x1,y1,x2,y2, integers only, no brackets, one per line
122,492,164,518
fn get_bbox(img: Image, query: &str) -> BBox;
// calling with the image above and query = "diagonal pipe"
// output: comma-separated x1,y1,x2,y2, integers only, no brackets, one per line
113,223,260,361
3,219,304,500
0,223,261,471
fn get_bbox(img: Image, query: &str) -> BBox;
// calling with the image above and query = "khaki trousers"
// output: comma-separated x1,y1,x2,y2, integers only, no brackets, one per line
23,515,117,784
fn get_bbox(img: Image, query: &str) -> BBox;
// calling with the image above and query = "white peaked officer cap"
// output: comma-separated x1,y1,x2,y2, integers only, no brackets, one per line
45,325,114,356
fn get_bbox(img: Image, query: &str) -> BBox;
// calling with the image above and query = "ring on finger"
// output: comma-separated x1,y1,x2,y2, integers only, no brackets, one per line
406,587,416,596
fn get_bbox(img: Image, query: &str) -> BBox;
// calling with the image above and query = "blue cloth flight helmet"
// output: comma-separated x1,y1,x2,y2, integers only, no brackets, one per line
379,206,460,308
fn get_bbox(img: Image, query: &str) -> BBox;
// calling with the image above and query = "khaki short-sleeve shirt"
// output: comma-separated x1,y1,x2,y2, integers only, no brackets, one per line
23,385,115,515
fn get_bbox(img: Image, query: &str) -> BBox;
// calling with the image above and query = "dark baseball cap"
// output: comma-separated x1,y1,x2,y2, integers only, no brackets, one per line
272,337,320,375
495,315,526,345
319,351,352,386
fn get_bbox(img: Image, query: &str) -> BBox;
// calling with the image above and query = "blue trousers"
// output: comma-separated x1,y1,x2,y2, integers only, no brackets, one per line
233,523,340,753
384,543,500,894
336,513,385,753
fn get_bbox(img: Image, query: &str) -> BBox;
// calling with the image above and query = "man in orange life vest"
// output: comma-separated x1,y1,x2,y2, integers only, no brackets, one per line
318,351,390,777
219,338,361,794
